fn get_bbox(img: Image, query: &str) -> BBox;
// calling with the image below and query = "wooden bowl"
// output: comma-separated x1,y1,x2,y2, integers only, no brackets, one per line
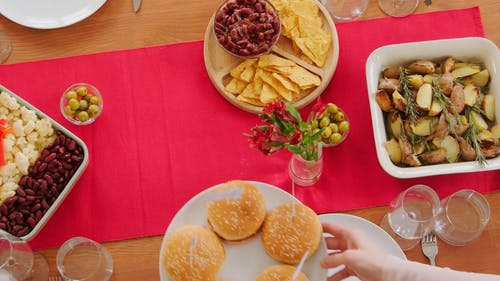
203,0,340,114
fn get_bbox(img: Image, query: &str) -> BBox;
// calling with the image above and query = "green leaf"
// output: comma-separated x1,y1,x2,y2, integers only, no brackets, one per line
286,103,303,122
287,145,303,155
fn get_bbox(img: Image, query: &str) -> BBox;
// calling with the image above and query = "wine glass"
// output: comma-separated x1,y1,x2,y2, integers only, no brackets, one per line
378,0,419,17
380,185,440,250
0,230,49,281
322,0,369,22
0,30,11,63
56,237,113,281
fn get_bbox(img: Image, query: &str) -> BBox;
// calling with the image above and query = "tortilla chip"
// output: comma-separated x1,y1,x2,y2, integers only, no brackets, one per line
225,78,248,95
258,54,296,69
230,59,257,80
260,83,279,104
237,94,265,106
241,78,264,99
286,66,321,89
259,70,294,101
272,72,300,94
239,65,257,83
297,15,323,38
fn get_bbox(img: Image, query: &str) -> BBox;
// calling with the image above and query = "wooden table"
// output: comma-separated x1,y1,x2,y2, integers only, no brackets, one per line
1,0,499,280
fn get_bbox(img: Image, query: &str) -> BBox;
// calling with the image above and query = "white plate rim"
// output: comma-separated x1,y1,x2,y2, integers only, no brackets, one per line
319,213,406,259
158,180,328,281
0,0,107,29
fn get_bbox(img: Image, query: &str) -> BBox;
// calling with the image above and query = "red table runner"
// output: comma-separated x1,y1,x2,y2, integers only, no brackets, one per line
0,7,497,250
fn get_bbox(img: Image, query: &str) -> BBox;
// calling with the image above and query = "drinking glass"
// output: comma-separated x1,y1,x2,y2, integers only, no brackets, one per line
434,189,490,246
0,31,11,63
380,184,440,250
56,237,113,281
322,0,369,22
378,0,419,17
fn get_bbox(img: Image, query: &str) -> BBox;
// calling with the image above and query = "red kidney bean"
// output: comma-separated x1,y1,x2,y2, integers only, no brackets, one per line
214,0,279,57
0,131,84,237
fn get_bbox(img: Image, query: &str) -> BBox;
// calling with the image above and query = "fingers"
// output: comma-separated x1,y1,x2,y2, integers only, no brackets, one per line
324,236,347,252
327,267,352,281
320,251,349,269
322,222,353,238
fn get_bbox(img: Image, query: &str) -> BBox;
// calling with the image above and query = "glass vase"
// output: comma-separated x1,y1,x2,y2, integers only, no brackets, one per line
288,144,323,186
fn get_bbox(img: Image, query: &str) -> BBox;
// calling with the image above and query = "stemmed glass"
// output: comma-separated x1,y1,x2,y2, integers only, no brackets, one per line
0,230,48,281
0,30,11,63
380,185,440,250
322,0,369,22
378,0,419,17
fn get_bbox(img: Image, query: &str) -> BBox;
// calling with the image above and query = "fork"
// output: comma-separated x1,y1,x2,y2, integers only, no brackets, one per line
421,232,438,266
48,276,63,281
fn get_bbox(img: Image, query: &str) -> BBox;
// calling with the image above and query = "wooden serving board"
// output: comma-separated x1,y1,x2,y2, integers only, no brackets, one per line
203,0,340,114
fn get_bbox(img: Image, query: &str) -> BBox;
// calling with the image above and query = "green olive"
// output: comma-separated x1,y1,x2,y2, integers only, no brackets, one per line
64,105,75,116
326,103,339,114
79,99,89,110
339,121,350,133
90,96,99,105
83,94,92,102
76,86,88,96
68,98,80,110
65,90,78,100
311,119,319,129
321,127,332,139
76,111,89,122
319,116,331,128
329,133,343,144
329,123,339,134
88,104,100,116
333,111,345,122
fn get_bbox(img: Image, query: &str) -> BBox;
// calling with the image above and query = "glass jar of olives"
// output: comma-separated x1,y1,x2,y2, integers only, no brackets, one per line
60,83,103,125
308,102,350,147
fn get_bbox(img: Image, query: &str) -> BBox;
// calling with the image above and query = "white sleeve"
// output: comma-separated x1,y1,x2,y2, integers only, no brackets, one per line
382,255,500,281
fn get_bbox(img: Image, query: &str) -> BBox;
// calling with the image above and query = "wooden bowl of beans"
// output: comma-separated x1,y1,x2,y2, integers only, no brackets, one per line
213,0,280,58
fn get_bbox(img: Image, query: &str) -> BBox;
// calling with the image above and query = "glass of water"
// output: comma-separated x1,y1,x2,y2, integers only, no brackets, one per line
380,184,440,250
56,237,113,281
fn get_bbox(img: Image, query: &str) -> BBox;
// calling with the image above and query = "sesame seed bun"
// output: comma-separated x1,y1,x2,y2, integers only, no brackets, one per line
256,264,309,281
261,202,322,264
162,225,225,281
207,180,267,242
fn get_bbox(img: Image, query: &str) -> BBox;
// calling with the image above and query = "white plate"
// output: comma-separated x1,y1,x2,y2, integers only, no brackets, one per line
366,37,500,178
319,213,406,280
0,0,106,29
159,181,328,281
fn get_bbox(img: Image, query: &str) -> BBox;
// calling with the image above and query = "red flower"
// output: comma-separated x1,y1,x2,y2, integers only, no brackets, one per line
246,99,322,160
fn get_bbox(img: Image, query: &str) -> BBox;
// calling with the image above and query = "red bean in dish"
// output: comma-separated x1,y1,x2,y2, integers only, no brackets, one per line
214,0,280,57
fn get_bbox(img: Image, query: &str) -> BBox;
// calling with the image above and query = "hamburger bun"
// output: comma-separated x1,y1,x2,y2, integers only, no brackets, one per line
261,202,322,264
207,180,266,242
162,225,225,281
256,264,309,281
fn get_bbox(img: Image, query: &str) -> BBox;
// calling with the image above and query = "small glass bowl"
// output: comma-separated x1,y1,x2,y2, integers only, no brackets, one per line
60,83,103,125
213,0,281,58
308,104,350,147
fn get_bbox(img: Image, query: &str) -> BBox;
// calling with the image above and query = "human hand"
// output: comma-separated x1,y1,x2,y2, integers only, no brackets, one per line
320,222,387,281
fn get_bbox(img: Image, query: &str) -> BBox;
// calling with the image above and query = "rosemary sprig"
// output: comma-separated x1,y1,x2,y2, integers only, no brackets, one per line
399,69,419,124
463,106,487,166
432,83,461,138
